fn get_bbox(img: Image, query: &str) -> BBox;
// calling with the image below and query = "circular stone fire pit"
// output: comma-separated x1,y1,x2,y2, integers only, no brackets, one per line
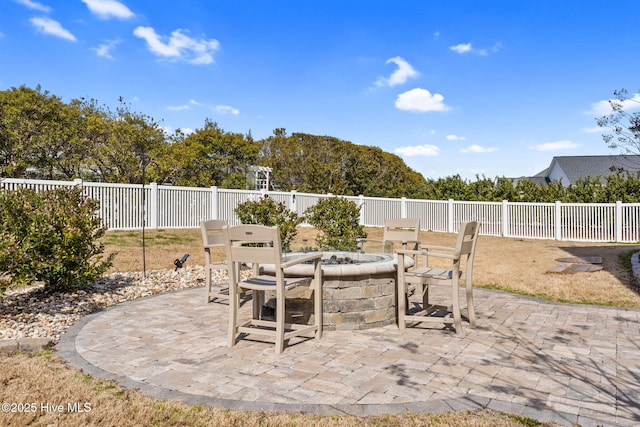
261,251,413,330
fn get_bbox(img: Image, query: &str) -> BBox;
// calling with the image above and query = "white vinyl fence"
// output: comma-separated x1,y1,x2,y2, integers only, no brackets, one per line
2,178,640,243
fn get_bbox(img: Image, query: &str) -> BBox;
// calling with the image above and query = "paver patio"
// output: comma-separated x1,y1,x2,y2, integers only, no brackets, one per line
57,286,640,427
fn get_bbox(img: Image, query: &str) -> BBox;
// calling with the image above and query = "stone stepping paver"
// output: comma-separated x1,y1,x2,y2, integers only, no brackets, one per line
548,256,604,274
57,286,640,427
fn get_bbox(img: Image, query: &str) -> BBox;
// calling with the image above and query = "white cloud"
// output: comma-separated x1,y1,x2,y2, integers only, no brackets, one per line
588,93,640,116
30,16,76,41
450,43,472,54
167,104,190,111
446,134,466,141
528,140,581,151
133,26,220,64
395,88,450,112
450,42,501,56
92,39,120,59
14,0,51,13
215,105,239,115
583,125,603,134
394,144,440,157
82,0,134,20
478,42,502,56
460,144,497,153
169,99,239,115
374,56,419,87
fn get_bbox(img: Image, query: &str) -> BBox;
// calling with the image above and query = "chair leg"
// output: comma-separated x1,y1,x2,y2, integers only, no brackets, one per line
397,281,406,331
252,289,261,319
205,267,211,303
228,287,239,348
397,254,408,331
314,274,323,339
275,289,285,354
421,283,429,309
451,281,462,334
466,283,476,327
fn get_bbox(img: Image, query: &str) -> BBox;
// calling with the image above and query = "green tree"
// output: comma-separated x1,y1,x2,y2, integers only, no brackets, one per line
0,85,82,179
259,130,429,198
467,175,497,201
99,98,167,184
304,197,366,251
161,119,258,187
234,197,303,251
493,177,518,201
604,171,640,202
429,174,469,200
0,88,169,183
565,176,606,203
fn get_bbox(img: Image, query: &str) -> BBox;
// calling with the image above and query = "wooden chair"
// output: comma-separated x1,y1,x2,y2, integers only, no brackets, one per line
358,218,420,253
224,224,323,354
201,220,229,303
396,221,480,334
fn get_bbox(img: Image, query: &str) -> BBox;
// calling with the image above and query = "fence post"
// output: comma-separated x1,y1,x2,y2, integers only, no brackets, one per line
502,200,509,237
210,186,219,220
148,183,158,229
401,197,407,218
615,201,623,242
358,194,365,226
290,190,297,213
73,178,83,186
447,199,454,233
555,201,562,240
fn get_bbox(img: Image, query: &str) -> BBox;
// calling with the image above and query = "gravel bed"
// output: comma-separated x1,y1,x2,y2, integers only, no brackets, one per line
0,266,232,345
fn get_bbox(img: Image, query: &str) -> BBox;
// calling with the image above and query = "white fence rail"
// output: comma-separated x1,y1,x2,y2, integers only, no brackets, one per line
1,178,639,243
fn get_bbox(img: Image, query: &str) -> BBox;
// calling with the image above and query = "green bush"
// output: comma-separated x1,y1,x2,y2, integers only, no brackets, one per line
233,196,303,251
304,197,367,251
0,187,113,294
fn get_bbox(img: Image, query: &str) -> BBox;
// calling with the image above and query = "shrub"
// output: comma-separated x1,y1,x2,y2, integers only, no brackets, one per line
0,186,113,293
233,196,303,251
304,197,366,251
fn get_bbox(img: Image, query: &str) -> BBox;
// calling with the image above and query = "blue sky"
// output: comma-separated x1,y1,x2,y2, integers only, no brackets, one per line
1,0,639,181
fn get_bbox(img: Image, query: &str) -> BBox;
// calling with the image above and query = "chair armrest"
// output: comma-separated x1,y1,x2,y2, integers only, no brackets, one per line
396,247,458,258
402,240,420,249
395,249,425,256
420,251,458,260
419,244,455,252
281,252,322,268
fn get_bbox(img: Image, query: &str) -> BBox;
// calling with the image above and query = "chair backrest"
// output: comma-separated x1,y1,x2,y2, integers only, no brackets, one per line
201,220,228,248
225,224,282,267
383,218,420,249
454,221,480,278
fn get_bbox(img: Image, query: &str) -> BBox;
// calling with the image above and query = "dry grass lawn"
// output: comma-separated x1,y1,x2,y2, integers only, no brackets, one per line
3,226,639,426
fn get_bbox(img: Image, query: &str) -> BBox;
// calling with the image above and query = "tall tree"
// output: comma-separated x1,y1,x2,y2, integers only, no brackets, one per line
0,85,78,178
158,119,258,187
597,88,640,155
81,98,167,184
259,130,430,198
